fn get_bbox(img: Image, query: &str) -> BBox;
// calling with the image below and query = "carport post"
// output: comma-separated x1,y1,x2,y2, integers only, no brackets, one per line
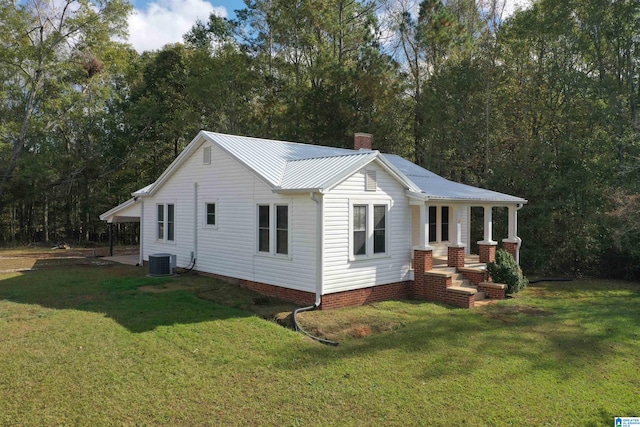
109,222,114,256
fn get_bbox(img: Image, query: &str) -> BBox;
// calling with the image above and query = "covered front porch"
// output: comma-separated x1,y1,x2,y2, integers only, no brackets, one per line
408,197,526,308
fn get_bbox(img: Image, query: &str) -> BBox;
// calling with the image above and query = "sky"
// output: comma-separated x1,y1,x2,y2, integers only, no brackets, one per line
126,0,532,53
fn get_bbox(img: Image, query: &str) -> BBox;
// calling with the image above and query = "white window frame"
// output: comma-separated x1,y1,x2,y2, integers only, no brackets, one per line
203,201,218,229
349,198,391,261
156,202,176,243
256,203,292,259
428,205,451,244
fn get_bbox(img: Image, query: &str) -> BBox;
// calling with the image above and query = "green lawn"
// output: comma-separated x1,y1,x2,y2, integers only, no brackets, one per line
0,257,639,426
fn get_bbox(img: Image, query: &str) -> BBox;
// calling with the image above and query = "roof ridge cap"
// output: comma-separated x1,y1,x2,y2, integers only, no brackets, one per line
286,151,375,162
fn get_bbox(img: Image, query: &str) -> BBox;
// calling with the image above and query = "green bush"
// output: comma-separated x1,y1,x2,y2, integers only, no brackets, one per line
487,249,528,294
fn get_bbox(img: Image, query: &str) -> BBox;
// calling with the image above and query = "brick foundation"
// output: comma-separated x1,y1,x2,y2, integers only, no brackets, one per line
502,241,518,260
197,271,316,306
447,246,466,268
196,270,409,310
478,243,497,263
320,282,410,310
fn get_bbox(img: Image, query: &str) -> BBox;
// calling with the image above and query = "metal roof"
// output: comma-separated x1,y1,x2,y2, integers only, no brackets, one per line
383,154,527,203
118,131,525,204
279,152,377,190
203,131,355,187
99,198,141,223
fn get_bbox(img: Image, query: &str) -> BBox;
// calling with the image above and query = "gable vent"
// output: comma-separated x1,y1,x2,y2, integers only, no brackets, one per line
203,146,211,164
365,170,377,191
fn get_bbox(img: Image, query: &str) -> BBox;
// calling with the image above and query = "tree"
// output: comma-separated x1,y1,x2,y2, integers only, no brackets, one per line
0,0,131,220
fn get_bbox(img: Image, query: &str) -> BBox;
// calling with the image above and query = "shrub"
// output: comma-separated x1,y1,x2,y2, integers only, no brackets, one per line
487,249,528,294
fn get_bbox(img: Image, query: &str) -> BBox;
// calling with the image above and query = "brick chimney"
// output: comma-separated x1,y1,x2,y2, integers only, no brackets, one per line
354,133,373,150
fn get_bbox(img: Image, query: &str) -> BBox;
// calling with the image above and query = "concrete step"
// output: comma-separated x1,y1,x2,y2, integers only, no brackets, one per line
452,278,472,288
475,291,486,301
451,272,465,281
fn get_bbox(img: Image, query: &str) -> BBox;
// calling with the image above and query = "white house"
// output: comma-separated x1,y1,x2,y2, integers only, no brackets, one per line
100,131,526,309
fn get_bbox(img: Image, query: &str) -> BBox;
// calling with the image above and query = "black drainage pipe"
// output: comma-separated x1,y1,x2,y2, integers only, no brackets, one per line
292,305,339,346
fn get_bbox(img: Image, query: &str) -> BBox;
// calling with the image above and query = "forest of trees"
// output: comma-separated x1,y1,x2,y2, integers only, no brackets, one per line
1,0,639,278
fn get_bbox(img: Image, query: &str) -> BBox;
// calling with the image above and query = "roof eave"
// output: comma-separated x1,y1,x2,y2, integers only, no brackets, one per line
99,198,138,222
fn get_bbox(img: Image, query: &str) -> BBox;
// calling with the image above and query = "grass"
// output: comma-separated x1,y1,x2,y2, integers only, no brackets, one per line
1,252,639,426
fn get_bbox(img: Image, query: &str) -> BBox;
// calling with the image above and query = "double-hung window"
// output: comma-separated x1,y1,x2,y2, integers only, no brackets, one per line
257,204,289,256
204,202,217,228
351,202,388,258
157,203,175,242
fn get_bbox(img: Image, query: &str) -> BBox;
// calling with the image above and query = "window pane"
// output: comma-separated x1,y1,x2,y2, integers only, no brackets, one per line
374,206,385,230
374,230,385,253
167,223,175,241
167,204,175,241
429,206,437,243
354,231,366,255
259,205,269,228
206,203,216,225
259,229,269,252
353,205,366,230
276,205,288,255
276,230,288,254
373,205,386,254
157,204,164,239
353,205,367,256
276,205,288,229
441,206,449,241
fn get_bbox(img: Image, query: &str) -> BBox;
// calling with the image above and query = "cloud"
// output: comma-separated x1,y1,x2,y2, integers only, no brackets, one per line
502,0,533,17
128,0,227,52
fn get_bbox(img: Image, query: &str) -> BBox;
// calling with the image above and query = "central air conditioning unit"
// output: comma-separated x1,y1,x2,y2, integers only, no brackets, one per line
148,253,177,276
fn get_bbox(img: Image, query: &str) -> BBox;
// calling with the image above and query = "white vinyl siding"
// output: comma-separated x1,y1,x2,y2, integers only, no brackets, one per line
141,141,316,293
323,163,411,294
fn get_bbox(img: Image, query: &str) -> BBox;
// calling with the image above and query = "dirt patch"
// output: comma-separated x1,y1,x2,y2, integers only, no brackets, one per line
348,324,373,338
139,283,193,293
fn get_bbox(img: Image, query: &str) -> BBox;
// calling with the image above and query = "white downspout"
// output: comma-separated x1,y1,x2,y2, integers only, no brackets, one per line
193,182,198,264
310,192,323,307
139,199,144,266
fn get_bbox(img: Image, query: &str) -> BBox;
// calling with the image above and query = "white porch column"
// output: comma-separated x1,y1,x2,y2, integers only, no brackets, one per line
502,205,521,264
447,206,466,268
453,205,464,247
477,205,498,263
478,205,496,245
418,203,433,249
